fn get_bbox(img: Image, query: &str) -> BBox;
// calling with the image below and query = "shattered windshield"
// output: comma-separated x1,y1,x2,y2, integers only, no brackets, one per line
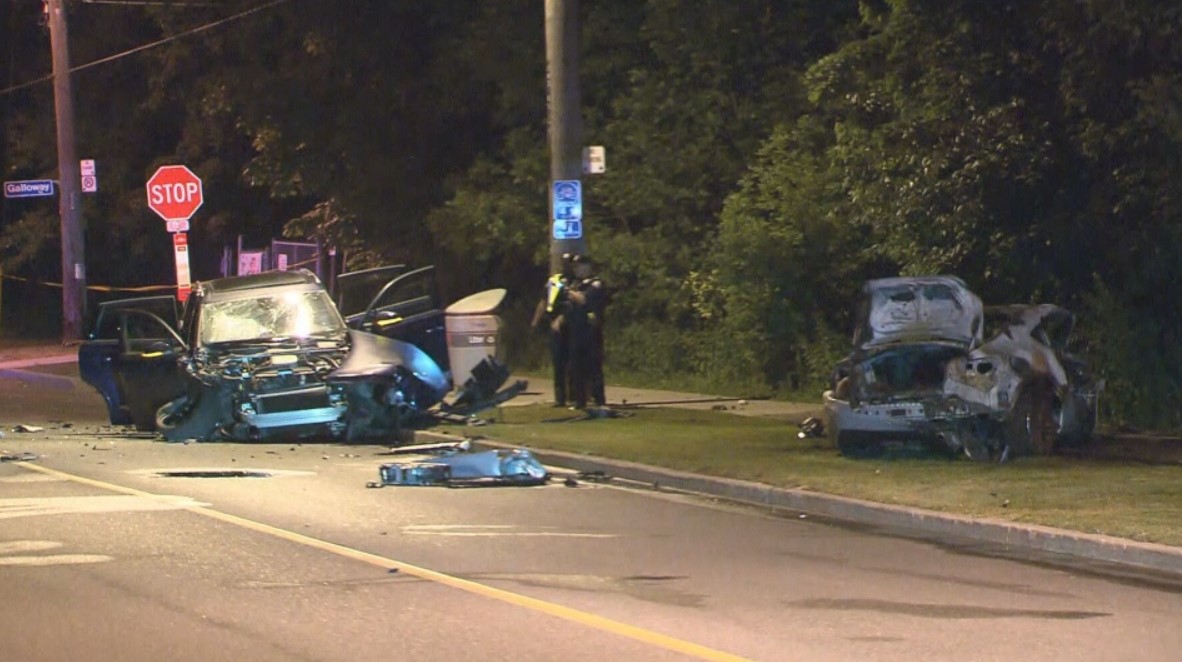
199,290,346,345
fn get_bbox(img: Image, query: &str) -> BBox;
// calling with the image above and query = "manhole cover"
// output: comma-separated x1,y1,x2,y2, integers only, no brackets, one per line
156,470,272,479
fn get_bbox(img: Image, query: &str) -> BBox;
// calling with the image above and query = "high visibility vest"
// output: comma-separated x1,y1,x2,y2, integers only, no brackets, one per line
545,274,566,314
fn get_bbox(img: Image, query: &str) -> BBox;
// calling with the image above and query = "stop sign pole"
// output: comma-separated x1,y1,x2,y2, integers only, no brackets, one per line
146,165,203,301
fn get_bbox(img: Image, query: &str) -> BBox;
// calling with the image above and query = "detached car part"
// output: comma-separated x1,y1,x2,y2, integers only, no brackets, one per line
372,449,550,487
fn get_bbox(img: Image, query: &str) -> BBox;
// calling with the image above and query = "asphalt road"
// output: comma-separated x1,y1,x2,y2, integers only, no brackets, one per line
3,364,1182,661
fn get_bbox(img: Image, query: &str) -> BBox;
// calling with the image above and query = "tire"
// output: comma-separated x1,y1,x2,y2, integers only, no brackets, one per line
1004,381,1056,457
129,402,158,432
155,389,227,442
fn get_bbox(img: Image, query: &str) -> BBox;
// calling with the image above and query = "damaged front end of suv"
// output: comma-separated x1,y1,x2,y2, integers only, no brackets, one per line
80,269,453,443
822,277,1103,461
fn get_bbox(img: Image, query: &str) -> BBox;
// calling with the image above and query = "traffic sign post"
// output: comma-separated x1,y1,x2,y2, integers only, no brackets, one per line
146,165,203,222
173,232,192,302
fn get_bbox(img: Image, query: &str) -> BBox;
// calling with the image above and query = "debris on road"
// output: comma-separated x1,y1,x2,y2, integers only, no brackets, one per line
0,451,39,462
797,417,824,439
379,439,471,456
12,424,45,433
368,448,549,488
575,470,613,483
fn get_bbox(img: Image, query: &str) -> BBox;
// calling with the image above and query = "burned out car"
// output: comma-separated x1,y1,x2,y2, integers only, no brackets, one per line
79,268,507,443
822,276,1103,461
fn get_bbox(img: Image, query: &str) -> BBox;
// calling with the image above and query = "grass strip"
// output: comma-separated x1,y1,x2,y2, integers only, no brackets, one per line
479,404,1182,547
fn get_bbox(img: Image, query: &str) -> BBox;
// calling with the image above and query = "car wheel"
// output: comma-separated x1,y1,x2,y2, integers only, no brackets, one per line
1004,381,1056,456
156,389,227,442
129,401,158,432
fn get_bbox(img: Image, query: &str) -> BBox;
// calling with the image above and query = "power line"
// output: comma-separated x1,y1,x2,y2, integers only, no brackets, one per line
0,0,290,97
81,1,221,6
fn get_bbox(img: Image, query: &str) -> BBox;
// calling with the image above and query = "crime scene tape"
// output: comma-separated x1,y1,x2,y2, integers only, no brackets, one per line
0,272,178,293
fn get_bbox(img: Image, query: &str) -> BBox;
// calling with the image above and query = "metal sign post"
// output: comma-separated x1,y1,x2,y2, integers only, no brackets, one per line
173,232,191,302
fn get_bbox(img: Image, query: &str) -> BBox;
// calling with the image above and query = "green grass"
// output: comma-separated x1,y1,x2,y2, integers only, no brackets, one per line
481,404,1182,547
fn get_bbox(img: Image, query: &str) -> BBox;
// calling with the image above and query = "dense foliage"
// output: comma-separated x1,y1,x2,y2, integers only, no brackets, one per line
2,0,1180,427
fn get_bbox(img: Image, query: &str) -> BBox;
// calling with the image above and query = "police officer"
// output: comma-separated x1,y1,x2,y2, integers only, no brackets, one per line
565,254,607,409
531,253,575,407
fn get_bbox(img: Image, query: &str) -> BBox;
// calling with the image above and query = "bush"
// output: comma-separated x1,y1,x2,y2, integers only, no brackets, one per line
1077,279,1182,431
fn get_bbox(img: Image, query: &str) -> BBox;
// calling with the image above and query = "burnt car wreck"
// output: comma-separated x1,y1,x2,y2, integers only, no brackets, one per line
822,276,1103,461
79,268,521,443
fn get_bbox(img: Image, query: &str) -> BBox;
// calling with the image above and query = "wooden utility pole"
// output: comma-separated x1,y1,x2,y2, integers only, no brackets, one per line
47,0,87,341
545,0,586,274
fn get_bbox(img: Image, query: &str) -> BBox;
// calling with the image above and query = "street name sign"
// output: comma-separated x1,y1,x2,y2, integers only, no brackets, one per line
4,180,56,199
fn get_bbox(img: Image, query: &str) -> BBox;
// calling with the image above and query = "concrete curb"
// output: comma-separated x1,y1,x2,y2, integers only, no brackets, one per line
0,355,79,390
0,354,77,370
413,429,1182,578
0,368,78,390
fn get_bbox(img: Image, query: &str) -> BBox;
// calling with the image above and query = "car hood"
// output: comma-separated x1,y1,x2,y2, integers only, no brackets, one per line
855,276,984,350
330,330,450,405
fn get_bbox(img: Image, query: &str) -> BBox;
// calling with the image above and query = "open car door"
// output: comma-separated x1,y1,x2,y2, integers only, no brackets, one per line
347,265,449,374
114,309,188,431
78,296,180,427
334,265,407,322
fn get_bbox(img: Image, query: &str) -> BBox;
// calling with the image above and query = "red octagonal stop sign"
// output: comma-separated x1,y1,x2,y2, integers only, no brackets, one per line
146,165,203,222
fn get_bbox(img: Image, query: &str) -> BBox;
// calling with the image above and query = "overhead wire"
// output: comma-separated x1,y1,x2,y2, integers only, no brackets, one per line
0,0,290,97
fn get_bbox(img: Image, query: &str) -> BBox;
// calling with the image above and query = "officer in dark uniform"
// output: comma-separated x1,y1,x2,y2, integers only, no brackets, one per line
565,254,607,409
531,254,575,407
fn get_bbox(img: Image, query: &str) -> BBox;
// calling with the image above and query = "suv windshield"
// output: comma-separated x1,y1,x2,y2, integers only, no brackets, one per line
200,290,346,345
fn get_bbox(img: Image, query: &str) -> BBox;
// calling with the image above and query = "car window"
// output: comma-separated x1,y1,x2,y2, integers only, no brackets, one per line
199,290,345,345
334,265,407,318
91,296,179,340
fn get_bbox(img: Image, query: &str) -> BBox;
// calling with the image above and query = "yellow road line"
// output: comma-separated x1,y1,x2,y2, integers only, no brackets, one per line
18,462,752,662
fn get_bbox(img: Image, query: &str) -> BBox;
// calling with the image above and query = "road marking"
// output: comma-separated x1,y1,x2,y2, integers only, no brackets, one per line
17,462,751,662
402,524,616,538
0,495,208,520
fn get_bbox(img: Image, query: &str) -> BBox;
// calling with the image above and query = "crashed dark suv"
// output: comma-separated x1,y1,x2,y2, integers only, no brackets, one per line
79,269,456,442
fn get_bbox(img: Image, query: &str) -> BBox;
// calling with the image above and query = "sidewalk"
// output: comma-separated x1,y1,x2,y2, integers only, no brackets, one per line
506,375,819,422
4,344,1181,578
0,339,77,365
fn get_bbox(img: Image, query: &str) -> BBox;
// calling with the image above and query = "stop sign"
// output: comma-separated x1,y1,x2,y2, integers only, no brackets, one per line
146,165,203,222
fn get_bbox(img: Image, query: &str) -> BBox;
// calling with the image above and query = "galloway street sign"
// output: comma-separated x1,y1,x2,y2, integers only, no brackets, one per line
4,180,56,198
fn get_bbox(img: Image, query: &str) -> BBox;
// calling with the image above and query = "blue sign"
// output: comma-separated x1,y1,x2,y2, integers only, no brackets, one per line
4,180,56,199
553,219,583,240
552,180,582,222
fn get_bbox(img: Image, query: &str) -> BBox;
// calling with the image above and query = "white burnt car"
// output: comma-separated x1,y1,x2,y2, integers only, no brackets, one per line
822,276,1103,461
79,267,505,443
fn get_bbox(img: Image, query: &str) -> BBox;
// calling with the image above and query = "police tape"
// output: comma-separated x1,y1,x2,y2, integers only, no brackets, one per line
0,272,178,293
